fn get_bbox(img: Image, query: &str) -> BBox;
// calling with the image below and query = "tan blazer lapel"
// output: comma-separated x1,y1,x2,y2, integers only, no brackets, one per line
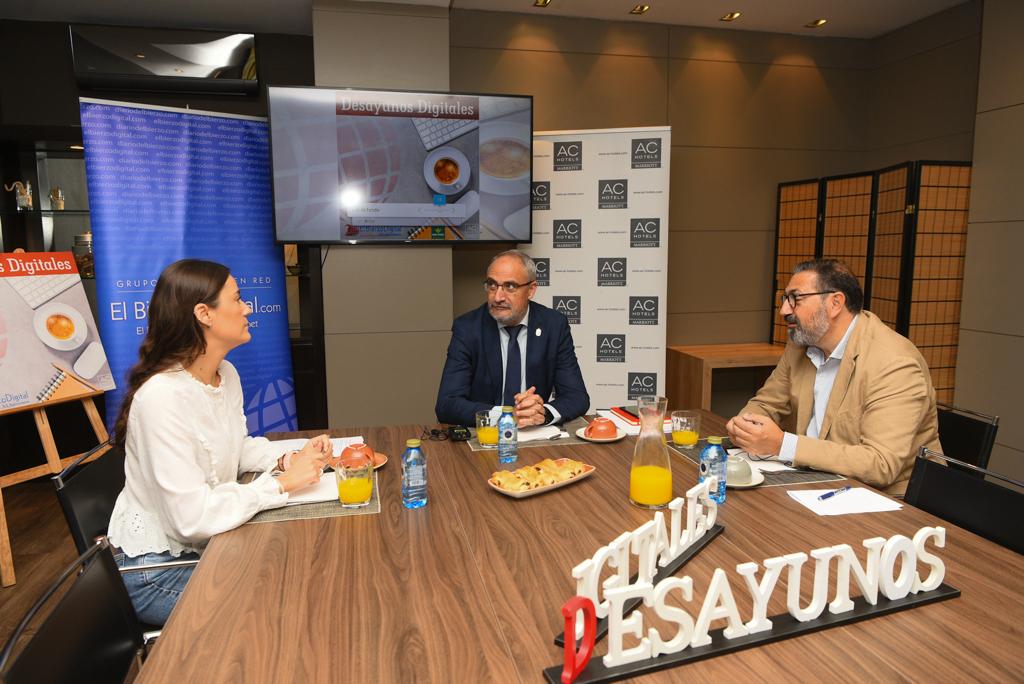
818,316,867,439
793,355,815,435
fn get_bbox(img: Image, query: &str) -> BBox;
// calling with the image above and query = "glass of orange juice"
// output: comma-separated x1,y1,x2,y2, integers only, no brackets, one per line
476,410,499,447
336,451,374,507
671,410,700,449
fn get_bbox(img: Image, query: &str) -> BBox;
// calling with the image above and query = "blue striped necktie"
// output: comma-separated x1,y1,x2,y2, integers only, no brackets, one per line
503,325,523,407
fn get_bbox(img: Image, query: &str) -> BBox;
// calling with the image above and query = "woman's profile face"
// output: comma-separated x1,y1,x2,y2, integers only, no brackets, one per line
204,276,253,350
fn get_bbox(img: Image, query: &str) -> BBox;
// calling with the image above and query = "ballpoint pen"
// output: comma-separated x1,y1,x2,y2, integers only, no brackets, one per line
818,485,851,501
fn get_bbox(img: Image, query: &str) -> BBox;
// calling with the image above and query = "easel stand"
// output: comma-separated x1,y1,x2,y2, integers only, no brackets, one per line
0,392,109,587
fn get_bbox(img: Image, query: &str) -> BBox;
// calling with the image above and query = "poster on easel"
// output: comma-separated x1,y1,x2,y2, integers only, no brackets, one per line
0,251,115,416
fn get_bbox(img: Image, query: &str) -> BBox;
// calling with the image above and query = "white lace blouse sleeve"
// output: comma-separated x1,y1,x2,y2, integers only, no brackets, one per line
239,435,285,475
131,386,288,544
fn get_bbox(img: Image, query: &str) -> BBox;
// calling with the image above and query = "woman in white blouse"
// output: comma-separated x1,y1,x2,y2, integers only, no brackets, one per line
107,258,330,625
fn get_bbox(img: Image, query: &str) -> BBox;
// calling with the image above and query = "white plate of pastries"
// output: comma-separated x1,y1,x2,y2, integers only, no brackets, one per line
488,457,595,498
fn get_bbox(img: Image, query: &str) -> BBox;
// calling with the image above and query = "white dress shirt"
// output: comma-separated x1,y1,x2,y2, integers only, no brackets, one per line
107,360,289,557
492,310,561,425
778,315,859,463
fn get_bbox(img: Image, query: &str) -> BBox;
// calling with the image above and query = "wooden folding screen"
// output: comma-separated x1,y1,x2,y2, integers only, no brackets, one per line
771,181,819,345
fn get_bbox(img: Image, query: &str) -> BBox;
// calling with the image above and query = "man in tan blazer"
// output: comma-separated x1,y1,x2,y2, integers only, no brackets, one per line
727,259,940,495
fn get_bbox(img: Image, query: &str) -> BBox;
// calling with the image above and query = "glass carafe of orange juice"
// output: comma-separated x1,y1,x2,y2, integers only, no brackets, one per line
629,395,672,508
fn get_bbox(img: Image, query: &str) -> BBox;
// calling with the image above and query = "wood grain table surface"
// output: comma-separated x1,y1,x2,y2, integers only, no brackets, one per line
138,411,1023,683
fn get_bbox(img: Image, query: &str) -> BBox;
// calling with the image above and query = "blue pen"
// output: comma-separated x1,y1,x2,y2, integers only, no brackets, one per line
818,485,851,501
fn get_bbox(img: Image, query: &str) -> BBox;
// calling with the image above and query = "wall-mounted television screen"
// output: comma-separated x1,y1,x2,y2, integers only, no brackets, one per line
268,86,533,244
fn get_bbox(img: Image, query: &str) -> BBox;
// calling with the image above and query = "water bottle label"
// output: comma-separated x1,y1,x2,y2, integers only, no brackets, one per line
503,429,514,440
699,461,709,476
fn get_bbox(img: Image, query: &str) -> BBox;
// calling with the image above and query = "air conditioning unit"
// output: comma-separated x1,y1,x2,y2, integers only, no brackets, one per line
70,25,258,96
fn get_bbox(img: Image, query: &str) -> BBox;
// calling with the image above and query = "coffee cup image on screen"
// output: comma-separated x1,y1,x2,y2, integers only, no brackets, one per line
267,86,532,243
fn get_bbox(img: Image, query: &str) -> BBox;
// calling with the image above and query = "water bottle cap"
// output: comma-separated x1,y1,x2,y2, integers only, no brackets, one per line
501,406,514,413
406,439,421,447
707,436,723,445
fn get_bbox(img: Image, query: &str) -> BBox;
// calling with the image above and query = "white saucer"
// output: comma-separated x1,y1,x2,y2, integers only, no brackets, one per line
33,302,88,352
424,146,471,196
727,469,765,489
575,427,626,443
479,121,531,196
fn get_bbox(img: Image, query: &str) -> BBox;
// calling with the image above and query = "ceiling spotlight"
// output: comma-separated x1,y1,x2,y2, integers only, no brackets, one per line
533,0,551,7
134,52,146,59
68,144,85,151
805,18,828,28
720,11,741,22
174,68,185,74
630,4,651,14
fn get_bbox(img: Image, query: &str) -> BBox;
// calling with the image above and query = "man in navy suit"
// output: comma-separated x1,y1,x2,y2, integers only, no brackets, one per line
436,250,590,427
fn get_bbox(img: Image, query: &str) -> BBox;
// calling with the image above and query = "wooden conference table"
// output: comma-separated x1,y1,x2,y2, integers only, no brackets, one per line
138,411,1022,682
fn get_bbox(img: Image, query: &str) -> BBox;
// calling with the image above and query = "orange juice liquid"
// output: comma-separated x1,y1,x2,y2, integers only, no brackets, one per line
338,477,373,504
672,430,699,447
630,465,673,507
477,426,499,445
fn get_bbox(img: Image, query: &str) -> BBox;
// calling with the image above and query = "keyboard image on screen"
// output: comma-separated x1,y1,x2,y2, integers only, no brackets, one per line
413,117,478,151
5,273,79,309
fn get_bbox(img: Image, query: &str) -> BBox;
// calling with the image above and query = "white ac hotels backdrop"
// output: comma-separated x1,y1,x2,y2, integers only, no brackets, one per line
522,126,671,412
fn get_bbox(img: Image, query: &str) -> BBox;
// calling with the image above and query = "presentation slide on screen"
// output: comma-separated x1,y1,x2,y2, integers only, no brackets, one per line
269,87,532,243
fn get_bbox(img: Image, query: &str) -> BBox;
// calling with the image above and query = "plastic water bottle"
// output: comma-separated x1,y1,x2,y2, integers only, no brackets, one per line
699,436,727,504
401,438,427,509
498,406,518,464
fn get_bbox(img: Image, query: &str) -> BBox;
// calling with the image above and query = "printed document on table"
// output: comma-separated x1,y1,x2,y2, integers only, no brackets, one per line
517,425,563,443
788,487,902,516
285,471,338,506
268,436,366,456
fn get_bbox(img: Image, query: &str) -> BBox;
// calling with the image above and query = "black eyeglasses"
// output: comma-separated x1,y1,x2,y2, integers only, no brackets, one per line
483,279,535,294
421,427,450,442
780,290,836,309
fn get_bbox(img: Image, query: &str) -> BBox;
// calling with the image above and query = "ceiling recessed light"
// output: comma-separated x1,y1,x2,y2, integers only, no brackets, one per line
630,4,651,14
134,52,146,59
533,0,551,7
174,68,185,74
68,144,84,151
720,11,741,22
805,18,828,28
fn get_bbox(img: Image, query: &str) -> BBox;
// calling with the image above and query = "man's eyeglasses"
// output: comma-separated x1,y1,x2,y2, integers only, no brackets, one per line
483,279,535,294
780,290,836,309
421,427,449,442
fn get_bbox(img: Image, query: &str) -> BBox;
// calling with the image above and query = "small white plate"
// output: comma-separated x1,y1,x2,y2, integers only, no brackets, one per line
575,427,626,443
424,146,471,196
33,302,88,352
727,469,766,489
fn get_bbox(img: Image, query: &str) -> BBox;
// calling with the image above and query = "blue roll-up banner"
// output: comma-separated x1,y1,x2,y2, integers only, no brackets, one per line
80,98,298,435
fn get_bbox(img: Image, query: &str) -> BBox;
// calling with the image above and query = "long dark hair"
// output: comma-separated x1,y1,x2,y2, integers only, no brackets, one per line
113,259,231,446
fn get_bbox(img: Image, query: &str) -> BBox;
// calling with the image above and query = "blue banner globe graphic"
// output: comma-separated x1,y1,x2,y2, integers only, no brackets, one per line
246,377,298,434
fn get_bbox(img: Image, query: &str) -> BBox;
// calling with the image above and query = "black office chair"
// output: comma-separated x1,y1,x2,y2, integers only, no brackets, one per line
904,448,1023,555
936,403,999,474
0,540,144,684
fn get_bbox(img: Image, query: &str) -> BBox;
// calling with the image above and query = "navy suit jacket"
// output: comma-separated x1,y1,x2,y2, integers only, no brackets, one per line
435,301,590,427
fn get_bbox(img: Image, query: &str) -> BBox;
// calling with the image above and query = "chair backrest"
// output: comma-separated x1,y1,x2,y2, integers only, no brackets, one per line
936,403,999,471
0,540,144,684
904,448,1023,555
52,442,126,555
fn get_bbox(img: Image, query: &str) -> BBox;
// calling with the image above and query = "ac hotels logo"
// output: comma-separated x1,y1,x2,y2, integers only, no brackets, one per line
553,141,583,171
631,138,662,169
531,181,550,211
596,334,626,363
534,257,550,286
553,219,582,248
597,257,627,287
598,179,628,209
629,296,658,325
628,372,658,400
630,218,660,248
552,295,581,325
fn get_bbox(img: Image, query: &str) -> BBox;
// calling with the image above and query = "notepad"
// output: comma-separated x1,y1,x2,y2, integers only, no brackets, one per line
517,425,563,443
268,436,365,457
787,487,902,516
284,471,340,506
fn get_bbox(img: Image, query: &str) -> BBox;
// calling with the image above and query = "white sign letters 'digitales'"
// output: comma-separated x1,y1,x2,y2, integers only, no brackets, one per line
562,477,947,674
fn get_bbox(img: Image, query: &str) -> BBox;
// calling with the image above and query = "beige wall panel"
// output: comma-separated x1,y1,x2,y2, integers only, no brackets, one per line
863,131,974,170
667,311,768,346
450,9,668,57
668,25,868,69
321,247,453,334
987,443,1024,489
872,1,982,68
954,329,1024,450
667,58,866,150
669,146,863,230
976,0,1024,112
968,105,1024,223
959,221,1024,337
313,7,448,90
451,247,499,319
867,37,979,152
450,48,668,131
666,229,773,314
324,331,452,427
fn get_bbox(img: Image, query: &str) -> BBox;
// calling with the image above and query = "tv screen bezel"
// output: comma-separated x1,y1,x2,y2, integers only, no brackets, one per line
266,84,534,246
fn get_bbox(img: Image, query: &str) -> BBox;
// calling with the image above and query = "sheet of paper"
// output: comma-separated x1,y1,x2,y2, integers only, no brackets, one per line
596,410,671,436
517,425,563,443
787,487,902,516
268,436,365,457
285,471,338,506
727,448,795,472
